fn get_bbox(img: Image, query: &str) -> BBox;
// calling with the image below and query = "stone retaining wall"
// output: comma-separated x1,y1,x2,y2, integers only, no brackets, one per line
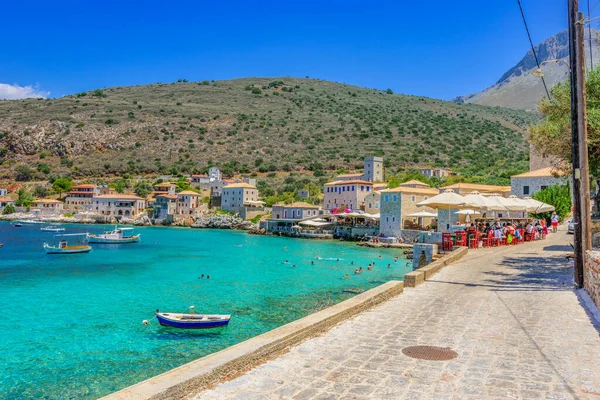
405,246,468,288
585,250,600,309
103,281,404,400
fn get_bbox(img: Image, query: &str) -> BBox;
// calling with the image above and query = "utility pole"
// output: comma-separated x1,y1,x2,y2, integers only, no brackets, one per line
568,0,591,288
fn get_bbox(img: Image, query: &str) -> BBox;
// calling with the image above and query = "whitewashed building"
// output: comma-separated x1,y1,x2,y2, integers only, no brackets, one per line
510,167,568,198
176,190,202,215
93,194,145,217
221,183,260,213
271,202,320,220
323,180,373,212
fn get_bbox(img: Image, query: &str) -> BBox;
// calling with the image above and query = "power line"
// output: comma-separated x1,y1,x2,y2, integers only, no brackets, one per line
517,0,551,101
588,0,594,69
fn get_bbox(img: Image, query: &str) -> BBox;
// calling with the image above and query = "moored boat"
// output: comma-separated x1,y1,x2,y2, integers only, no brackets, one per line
43,233,92,254
41,225,66,232
14,223,22,227
155,310,231,329
87,226,140,244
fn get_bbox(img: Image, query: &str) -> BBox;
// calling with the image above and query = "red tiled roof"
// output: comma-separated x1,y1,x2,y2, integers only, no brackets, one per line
0,197,14,202
94,194,144,200
72,184,95,189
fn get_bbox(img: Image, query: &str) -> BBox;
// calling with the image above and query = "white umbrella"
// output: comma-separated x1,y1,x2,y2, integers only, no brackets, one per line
406,211,438,217
501,195,529,212
522,197,555,213
482,193,509,212
455,209,481,215
417,189,480,231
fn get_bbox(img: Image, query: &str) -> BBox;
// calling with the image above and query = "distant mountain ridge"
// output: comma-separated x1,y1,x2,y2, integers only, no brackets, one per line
453,29,600,110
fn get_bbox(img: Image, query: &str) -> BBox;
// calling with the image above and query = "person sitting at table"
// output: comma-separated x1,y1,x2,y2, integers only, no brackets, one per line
467,223,477,235
505,223,516,242
494,222,503,240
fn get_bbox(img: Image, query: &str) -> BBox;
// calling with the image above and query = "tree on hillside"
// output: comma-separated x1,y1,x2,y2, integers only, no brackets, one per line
115,179,127,193
14,188,33,207
133,182,152,198
529,67,600,173
2,204,15,215
33,184,49,199
52,178,72,198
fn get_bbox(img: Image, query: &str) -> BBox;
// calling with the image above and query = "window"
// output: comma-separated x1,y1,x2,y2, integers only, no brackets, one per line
360,185,364,191
368,203,372,208
392,217,395,222
384,195,389,202
523,186,530,195
411,195,416,202
392,195,397,202
352,186,355,191
541,185,547,190
366,187,370,192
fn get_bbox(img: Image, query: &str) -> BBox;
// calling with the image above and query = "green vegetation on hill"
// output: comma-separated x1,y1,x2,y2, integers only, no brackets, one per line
0,77,538,184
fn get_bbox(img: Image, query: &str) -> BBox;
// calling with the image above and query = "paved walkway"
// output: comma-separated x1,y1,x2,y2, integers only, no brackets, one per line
196,229,600,400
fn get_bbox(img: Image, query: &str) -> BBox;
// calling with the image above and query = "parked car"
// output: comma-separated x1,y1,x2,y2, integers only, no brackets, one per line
567,220,575,234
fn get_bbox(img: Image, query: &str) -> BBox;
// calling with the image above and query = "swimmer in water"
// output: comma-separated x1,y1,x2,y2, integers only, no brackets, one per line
292,264,296,268
350,261,354,265
284,260,289,264
198,274,204,279
311,261,314,265
354,268,360,275
207,275,210,279
378,255,382,260
343,273,349,279
284,246,286,251
336,258,339,262
388,263,391,268
368,265,372,270
406,262,411,267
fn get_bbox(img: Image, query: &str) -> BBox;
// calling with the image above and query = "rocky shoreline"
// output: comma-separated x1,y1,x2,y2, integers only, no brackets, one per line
0,212,258,231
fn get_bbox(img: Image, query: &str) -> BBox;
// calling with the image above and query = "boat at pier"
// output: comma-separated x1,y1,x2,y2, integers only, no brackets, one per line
43,233,92,254
155,308,231,329
87,226,140,244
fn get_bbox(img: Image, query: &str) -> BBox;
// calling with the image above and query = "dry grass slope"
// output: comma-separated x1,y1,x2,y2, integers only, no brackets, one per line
0,77,538,181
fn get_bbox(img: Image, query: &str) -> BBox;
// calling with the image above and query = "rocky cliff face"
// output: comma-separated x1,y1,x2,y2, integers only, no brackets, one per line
454,29,600,110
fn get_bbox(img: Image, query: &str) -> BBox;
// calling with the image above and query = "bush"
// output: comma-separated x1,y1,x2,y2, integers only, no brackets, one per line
2,204,15,215
15,164,33,181
52,177,73,196
532,184,571,221
33,184,49,198
251,88,262,95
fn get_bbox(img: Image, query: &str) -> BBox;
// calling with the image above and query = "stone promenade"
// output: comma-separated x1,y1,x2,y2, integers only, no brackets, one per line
196,229,600,400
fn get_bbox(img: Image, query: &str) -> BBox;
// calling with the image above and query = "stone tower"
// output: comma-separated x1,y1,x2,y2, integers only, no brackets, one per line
363,156,383,182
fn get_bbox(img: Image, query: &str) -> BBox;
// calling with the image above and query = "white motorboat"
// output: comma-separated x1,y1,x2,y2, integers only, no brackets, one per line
41,225,66,232
87,226,140,244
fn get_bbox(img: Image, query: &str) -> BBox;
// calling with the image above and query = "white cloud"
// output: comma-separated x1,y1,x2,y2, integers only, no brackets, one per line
0,83,50,100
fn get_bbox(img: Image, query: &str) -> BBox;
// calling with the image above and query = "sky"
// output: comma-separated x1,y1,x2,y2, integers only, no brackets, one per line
0,0,582,101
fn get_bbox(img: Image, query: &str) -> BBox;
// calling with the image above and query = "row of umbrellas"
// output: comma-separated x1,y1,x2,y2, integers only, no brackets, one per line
413,189,556,229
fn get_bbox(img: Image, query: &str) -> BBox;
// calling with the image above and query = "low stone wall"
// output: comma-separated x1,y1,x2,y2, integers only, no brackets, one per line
585,250,600,309
103,281,404,400
405,246,468,288
412,243,438,270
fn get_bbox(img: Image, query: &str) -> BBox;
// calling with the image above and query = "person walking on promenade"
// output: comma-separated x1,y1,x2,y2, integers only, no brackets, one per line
551,212,559,233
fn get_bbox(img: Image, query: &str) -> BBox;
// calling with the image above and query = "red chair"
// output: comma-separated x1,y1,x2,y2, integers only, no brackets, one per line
468,232,480,249
525,230,535,242
455,231,467,247
442,232,453,251
481,231,491,248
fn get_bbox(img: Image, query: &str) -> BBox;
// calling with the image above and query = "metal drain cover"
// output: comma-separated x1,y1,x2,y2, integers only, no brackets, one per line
401,346,458,361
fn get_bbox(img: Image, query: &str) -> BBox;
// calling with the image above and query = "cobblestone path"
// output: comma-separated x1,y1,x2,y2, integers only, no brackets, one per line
196,230,600,400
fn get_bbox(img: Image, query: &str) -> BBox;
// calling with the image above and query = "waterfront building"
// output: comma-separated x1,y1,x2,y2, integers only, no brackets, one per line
271,202,320,220
221,183,262,214
364,191,381,215
64,184,98,208
0,197,14,211
379,186,439,237
153,194,177,222
419,167,452,178
33,198,64,214
176,190,202,215
323,180,373,212
440,183,511,197
93,194,146,217
510,167,568,198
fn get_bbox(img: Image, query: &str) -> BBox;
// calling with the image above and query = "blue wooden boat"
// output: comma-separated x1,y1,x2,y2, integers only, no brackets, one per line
155,311,231,329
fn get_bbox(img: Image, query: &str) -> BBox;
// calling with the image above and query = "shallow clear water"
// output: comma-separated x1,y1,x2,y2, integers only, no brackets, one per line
0,222,410,399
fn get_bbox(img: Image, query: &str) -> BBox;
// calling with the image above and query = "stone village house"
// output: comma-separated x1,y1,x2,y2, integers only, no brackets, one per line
379,186,440,238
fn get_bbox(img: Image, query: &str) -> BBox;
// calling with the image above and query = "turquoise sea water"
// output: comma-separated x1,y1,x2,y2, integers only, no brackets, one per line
0,222,410,399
